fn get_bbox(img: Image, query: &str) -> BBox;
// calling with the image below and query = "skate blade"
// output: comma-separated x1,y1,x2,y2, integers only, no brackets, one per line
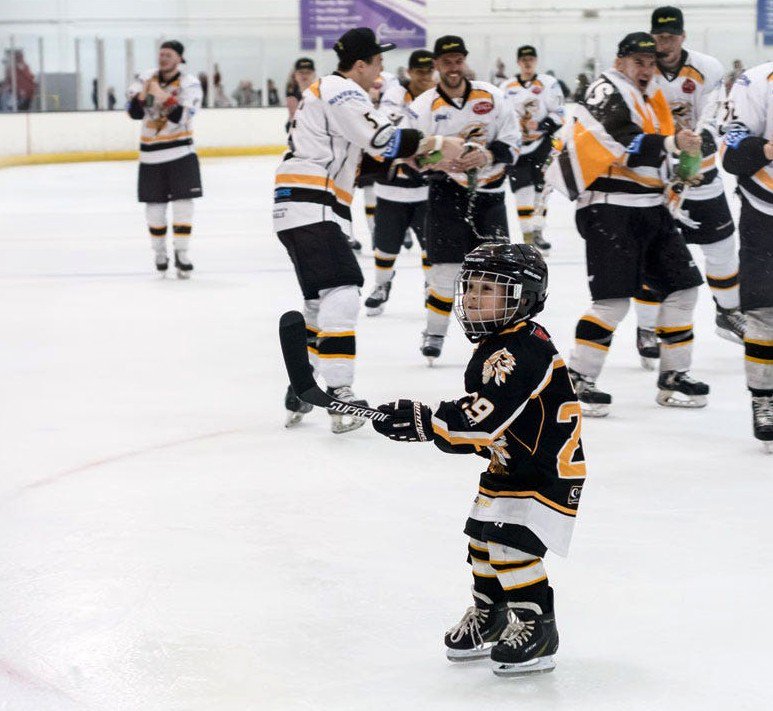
492,655,556,677
640,356,657,371
715,327,743,345
579,402,609,418
656,391,707,408
176,269,191,280
425,356,436,367
366,306,385,317
446,646,494,662
285,411,307,428
330,415,366,434
761,440,773,454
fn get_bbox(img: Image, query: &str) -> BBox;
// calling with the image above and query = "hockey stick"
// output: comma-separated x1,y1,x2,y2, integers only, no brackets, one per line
278,311,391,423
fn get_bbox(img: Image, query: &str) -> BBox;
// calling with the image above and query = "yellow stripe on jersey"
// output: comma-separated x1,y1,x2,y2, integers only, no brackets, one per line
274,173,353,205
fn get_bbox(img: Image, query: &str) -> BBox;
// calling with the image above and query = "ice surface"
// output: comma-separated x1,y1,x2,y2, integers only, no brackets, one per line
0,157,770,710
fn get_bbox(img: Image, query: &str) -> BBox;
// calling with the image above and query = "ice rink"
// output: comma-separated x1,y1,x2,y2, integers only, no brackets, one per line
0,155,770,710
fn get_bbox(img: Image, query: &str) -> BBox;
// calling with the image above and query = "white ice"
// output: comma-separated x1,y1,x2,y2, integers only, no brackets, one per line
0,157,770,711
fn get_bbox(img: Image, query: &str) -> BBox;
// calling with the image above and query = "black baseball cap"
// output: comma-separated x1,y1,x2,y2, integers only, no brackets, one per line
651,6,685,35
433,35,468,57
160,40,185,63
517,45,537,59
294,57,315,71
617,32,664,58
408,50,434,70
334,28,396,63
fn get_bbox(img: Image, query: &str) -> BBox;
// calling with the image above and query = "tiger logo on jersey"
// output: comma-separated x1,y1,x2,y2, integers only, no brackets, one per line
488,435,511,468
482,348,516,385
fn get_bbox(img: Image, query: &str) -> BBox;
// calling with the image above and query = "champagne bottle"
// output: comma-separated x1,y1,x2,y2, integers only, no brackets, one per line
676,149,701,180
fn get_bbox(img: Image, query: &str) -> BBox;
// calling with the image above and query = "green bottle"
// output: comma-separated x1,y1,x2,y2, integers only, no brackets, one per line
676,150,701,180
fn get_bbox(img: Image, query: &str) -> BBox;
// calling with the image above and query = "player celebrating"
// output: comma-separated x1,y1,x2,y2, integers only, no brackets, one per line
547,32,707,415
364,49,436,316
372,243,585,676
127,41,203,278
722,61,773,452
633,6,746,366
501,46,565,254
274,27,466,432
409,35,521,363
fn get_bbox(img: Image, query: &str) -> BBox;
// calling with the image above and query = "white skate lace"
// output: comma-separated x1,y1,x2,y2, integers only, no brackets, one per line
447,606,489,646
500,613,535,649
754,397,773,425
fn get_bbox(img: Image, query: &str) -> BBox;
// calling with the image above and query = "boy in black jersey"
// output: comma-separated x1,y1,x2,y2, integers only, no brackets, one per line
372,243,586,676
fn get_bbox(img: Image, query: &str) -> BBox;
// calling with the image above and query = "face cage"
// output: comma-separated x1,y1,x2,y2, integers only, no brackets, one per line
453,269,524,341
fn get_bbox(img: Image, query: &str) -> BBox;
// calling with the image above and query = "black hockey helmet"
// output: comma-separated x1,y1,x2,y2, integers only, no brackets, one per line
454,242,548,342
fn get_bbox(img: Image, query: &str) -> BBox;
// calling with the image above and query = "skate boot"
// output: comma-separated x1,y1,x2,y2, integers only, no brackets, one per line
445,602,511,662
347,235,362,252
715,305,746,344
284,384,313,428
174,251,193,279
656,370,709,408
636,327,660,371
491,602,559,677
420,331,445,365
751,395,773,453
326,385,368,434
523,230,551,255
155,252,169,274
364,279,392,316
568,368,611,417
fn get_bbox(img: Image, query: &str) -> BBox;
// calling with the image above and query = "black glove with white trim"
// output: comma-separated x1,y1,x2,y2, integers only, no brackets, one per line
372,399,433,442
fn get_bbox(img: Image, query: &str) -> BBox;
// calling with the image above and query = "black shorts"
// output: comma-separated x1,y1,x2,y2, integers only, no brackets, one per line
678,192,735,245
138,153,203,203
577,203,703,301
426,177,510,264
373,198,427,254
278,221,364,301
507,137,552,193
738,196,773,311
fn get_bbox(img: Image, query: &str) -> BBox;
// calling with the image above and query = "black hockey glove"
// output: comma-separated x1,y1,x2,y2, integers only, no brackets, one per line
372,400,433,442
537,116,560,136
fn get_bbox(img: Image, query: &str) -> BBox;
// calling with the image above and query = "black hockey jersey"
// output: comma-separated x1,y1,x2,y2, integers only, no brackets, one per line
430,320,586,556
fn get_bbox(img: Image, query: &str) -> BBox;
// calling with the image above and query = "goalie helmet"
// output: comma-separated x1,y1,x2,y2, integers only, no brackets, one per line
454,242,548,342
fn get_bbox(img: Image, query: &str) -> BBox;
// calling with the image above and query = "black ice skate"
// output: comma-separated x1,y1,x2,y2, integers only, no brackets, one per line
490,602,559,677
420,332,445,365
523,230,551,255
656,370,709,408
445,602,511,662
751,395,773,453
284,384,313,428
715,305,746,344
365,280,392,316
155,252,169,274
568,368,611,417
636,327,659,371
326,386,368,434
174,251,193,279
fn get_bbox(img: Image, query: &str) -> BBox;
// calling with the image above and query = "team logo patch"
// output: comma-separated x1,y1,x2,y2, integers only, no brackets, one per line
473,100,494,115
531,86,543,95
482,348,516,385
568,485,582,505
682,78,696,94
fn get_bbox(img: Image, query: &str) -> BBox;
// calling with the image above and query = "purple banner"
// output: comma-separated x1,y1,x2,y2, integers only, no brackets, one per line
300,0,427,50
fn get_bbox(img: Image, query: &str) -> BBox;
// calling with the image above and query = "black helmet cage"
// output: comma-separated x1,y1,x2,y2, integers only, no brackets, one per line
453,243,548,342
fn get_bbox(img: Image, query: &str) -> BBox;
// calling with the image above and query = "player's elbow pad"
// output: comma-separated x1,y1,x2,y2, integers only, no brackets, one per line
625,133,667,168
383,128,421,159
488,140,517,165
722,135,769,176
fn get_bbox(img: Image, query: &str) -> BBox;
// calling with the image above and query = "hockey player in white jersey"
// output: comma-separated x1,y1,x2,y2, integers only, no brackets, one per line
274,28,466,432
408,35,521,363
721,62,773,451
127,41,203,278
501,46,564,254
633,6,746,366
364,49,436,316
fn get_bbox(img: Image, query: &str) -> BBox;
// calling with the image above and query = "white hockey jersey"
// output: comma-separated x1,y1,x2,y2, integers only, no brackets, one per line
500,73,564,156
127,69,202,165
375,83,428,203
274,73,407,233
407,80,521,192
722,62,773,216
653,48,726,199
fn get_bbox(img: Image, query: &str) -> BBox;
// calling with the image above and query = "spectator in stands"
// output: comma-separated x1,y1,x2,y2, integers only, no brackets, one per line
91,78,98,110
232,80,258,107
108,87,117,110
573,72,590,102
490,57,507,86
198,71,209,106
546,69,570,99
267,79,280,106
285,57,316,122
725,58,744,93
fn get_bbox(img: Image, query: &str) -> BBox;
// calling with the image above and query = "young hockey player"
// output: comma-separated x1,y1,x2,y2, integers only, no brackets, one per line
722,61,773,452
372,242,586,676
127,41,203,278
